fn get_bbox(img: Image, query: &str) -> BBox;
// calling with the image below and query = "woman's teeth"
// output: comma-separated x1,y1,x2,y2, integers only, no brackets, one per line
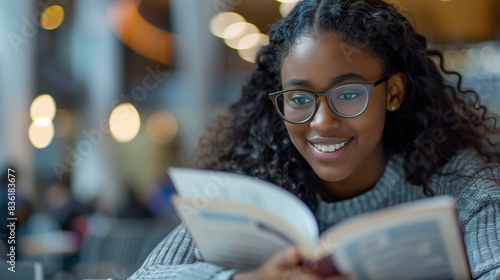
313,140,349,153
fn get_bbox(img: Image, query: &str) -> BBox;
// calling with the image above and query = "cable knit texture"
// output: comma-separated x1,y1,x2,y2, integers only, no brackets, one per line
129,149,500,280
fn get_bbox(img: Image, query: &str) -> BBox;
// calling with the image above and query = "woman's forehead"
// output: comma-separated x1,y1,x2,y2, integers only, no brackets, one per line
281,33,383,84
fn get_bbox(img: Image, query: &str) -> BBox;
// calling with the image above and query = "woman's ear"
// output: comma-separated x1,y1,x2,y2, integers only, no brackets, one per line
386,72,406,112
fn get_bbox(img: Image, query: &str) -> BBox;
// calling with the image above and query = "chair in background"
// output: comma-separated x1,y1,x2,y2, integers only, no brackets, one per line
76,215,175,280
19,213,78,278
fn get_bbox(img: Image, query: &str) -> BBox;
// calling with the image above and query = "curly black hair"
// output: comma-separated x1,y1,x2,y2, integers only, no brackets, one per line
194,0,500,207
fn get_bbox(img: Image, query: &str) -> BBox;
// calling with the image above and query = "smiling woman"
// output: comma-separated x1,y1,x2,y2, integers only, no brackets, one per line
128,1,500,280
277,34,397,200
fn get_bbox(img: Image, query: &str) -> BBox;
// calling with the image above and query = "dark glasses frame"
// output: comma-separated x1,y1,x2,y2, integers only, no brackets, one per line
268,76,390,124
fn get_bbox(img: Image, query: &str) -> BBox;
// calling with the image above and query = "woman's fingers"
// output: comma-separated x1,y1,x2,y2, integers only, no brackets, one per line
272,247,301,270
232,247,353,280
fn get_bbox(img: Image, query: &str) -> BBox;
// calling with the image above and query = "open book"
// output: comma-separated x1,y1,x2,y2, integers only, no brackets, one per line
168,167,472,280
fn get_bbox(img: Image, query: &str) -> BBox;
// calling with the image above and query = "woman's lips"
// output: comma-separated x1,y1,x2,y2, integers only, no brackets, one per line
312,138,350,153
308,137,353,162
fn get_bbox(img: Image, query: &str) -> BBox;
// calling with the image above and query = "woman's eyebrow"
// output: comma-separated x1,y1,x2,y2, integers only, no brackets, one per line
330,73,369,85
283,78,310,88
282,73,369,89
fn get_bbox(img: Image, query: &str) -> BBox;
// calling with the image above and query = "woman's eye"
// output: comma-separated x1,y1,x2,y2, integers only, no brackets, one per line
338,92,362,100
289,94,313,106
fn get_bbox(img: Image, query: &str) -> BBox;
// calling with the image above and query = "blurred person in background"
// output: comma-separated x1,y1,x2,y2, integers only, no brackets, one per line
40,177,92,275
143,178,179,226
43,177,93,233
117,188,154,219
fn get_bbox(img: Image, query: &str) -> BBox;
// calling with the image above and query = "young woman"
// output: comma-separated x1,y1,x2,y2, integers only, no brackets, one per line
129,0,500,279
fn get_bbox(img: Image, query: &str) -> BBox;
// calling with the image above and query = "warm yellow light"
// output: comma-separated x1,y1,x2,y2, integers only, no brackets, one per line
238,46,261,63
30,94,56,121
210,12,246,38
34,117,52,127
276,0,299,3
40,5,65,30
146,111,178,144
29,121,54,149
223,23,259,49
236,33,269,50
109,103,141,143
222,22,257,40
280,2,299,17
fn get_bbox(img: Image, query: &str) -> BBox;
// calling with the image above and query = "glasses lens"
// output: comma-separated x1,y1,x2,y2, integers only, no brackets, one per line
275,91,315,123
329,84,369,117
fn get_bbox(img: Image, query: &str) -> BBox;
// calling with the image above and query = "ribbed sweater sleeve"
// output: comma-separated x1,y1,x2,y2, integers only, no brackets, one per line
456,165,500,279
127,224,238,280
463,202,500,280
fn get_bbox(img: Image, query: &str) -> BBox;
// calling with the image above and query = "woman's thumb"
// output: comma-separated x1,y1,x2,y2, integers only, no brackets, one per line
274,247,301,269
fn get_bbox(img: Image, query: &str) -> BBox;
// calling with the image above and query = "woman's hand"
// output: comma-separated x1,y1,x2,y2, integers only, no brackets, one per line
231,247,352,280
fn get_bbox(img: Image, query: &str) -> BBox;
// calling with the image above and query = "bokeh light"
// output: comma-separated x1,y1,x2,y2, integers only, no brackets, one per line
223,22,259,49
34,117,52,127
30,94,56,121
109,103,141,143
146,111,178,144
29,122,55,149
209,8,274,63
237,33,269,50
222,22,257,40
40,5,65,30
210,12,246,38
238,46,261,63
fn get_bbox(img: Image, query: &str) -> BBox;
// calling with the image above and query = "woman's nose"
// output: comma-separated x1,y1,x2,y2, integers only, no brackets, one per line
309,97,341,132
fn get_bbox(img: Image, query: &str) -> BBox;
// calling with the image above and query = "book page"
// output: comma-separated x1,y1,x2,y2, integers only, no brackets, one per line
312,196,471,280
168,167,319,245
172,196,313,271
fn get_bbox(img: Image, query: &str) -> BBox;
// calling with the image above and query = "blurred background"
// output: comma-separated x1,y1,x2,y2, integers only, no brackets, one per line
0,0,499,279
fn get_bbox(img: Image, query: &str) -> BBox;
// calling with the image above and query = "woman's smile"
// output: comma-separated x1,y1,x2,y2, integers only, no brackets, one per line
308,137,353,161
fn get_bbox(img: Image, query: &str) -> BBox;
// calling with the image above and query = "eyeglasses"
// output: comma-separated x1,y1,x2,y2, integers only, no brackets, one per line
268,76,389,124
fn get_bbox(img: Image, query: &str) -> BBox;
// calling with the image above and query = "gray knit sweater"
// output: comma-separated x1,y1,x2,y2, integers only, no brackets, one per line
129,149,500,280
